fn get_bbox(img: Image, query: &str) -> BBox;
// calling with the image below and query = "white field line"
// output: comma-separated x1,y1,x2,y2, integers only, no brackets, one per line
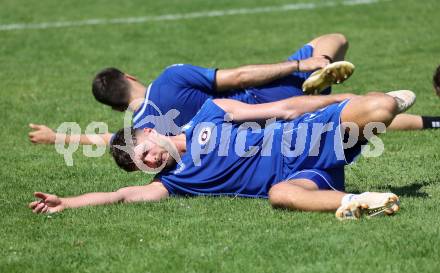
0,0,383,31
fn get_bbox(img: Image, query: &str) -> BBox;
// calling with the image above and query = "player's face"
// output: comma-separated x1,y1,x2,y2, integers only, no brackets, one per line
133,129,175,171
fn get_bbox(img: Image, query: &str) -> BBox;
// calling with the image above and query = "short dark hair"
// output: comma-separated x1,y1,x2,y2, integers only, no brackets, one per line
92,68,130,110
433,65,440,92
110,127,138,172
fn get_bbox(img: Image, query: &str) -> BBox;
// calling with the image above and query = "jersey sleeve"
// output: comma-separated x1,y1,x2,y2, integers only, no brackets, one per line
162,64,217,93
156,174,178,195
286,168,345,191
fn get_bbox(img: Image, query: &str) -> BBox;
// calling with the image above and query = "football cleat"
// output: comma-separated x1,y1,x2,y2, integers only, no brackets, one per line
302,61,355,95
386,90,416,114
335,192,400,220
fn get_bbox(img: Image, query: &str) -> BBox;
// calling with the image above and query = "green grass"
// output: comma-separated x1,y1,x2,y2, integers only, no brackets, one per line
1,0,440,272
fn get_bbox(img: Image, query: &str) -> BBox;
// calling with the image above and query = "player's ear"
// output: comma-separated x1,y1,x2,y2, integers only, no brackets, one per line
143,128,154,135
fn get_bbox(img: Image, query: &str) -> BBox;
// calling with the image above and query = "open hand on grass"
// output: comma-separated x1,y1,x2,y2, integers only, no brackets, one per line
29,192,64,214
28,124,56,144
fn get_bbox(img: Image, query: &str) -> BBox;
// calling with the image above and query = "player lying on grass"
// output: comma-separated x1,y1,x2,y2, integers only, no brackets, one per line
28,34,440,146
28,33,350,144
29,90,416,220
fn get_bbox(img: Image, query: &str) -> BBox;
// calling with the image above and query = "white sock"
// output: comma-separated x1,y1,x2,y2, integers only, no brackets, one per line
341,194,356,206
341,192,370,206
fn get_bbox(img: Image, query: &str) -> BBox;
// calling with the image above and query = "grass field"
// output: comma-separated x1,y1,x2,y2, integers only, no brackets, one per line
1,0,440,272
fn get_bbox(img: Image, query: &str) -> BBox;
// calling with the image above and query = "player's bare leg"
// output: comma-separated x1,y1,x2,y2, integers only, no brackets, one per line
269,179,345,211
340,91,416,139
269,179,400,220
308,33,349,62
342,92,397,129
341,89,436,132
303,33,354,94
388,113,423,130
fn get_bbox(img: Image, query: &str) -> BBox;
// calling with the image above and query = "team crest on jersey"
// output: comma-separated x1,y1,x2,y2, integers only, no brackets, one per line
198,127,212,145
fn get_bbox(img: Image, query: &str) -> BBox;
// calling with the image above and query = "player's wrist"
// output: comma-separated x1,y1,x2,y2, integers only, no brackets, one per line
293,59,301,72
58,198,68,210
54,133,69,144
48,132,57,144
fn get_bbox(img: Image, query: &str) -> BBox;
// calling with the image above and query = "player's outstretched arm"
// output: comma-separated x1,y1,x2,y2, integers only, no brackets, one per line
28,124,113,146
28,181,169,214
214,93,357,122
215,57,330,91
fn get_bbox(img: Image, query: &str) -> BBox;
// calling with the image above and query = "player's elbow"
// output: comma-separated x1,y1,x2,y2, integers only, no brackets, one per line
285,109,300,120
115,187,134,203
217,68,250,90
280,102,299,120
234,69,253,89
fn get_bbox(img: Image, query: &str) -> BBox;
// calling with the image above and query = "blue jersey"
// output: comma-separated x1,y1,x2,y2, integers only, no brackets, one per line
131,44,327,135
158,99,359,198
132,64,257,135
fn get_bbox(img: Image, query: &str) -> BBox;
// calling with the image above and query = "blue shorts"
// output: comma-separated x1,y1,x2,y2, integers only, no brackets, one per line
287,168,345,191
243,44,332,104
281,100,364,191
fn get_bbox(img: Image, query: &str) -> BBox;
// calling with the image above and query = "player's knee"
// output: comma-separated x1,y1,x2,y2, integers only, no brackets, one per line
268,183,289,208
309,33,349,49
323,33,349,50
365,91,384,97
375,93,398,114
269,183,301,209
116,187,135,203
331,33,349,48
363,93,397,118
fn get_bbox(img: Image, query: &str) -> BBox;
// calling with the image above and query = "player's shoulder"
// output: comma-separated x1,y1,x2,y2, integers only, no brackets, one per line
154,64,191,84
183,100,226,131
162,63,191,74
198,99,227,119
